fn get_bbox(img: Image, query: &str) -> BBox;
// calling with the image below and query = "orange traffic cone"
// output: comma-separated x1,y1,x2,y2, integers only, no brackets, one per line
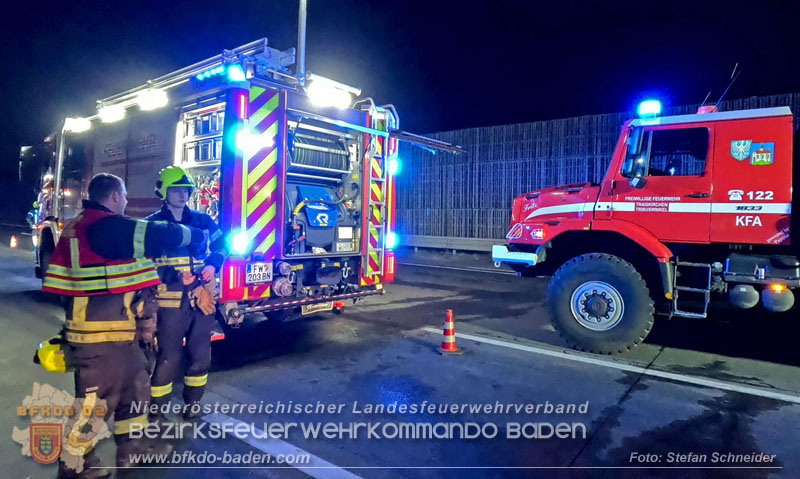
438,309,464,355
10,235,18,248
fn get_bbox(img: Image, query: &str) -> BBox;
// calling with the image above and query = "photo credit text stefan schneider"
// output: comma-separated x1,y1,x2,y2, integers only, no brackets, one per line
130,400,590,440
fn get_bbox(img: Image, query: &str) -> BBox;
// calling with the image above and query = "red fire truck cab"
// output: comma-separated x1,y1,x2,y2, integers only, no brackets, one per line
493,104,798,354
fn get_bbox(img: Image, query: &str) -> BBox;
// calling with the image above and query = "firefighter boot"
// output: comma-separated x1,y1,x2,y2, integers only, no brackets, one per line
115,434,174,469
56,450,112,479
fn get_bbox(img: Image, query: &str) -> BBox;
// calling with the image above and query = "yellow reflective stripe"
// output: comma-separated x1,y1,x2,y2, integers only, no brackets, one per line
67,292,136,331
154,262,192,268
133,221,147,258
151,382,173,398
154,256,193,265
114,414,148,435
156,291,183,299
70,238,80,269
184,374,208,387
48,263,105,277
66,321,137,332
157,299,182,308
47,260,157,279
250,86,266,102
106,260,157,275
65,331,136,343
67,393,96,450
155,265,192,272
46,270,159,292
209,229,223,242
72,296,88,322
45,276,109,291
106,270,160,289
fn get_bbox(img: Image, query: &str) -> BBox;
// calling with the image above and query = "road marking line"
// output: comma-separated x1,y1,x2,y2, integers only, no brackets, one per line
202,411,362,479
201,389,362,479
421,327,800,405
398,262,517,276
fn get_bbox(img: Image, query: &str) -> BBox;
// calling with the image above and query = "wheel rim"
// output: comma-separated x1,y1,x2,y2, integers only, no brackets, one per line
569,281,625,331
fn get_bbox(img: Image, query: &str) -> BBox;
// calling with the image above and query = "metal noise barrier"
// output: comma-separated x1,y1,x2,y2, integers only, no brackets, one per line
397,93,800,242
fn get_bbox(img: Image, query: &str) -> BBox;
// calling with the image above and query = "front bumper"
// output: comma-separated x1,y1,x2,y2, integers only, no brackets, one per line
492,244,539,267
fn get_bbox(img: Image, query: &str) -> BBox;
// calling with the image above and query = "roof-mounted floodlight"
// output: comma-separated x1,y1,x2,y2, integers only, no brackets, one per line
64,117,92,133
306,73,360,110
98,104,126,123
137,89,169,111
637,99,662,118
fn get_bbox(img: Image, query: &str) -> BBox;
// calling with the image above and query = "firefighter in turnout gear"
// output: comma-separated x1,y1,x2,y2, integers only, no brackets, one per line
146,166,226,420
43,173,207,478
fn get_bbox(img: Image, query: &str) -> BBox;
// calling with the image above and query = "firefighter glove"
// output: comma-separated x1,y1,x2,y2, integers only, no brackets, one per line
190,283,217,315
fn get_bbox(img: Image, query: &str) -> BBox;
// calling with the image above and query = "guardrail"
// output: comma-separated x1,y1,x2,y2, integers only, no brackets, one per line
401,235,499,252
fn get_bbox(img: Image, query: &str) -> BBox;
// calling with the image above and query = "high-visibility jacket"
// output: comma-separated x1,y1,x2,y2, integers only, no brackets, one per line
43,201,202,343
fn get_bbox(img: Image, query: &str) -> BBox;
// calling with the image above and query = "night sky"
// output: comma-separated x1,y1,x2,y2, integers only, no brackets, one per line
2,0,799,220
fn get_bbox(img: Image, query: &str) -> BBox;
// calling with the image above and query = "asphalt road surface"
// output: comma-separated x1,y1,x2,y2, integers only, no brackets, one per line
1,235,798,479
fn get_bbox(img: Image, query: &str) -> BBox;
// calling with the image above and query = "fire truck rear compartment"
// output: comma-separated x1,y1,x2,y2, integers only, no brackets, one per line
284,119,362,260
178,106,368,310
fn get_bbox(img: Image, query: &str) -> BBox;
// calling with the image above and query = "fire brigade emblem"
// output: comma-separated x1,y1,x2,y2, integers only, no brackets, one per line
750,142,774,166
29,423,62,464
730,140,752,161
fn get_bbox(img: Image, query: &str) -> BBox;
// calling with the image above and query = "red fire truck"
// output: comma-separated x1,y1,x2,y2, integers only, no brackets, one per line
493,101,798,354
33,37,458,329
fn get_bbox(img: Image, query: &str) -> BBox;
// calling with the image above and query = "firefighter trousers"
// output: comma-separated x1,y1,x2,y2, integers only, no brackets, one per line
62,342,150,468
150,304,213,406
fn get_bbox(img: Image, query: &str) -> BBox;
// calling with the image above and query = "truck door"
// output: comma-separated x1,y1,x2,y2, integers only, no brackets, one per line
709,115,794,245
612,125,713,243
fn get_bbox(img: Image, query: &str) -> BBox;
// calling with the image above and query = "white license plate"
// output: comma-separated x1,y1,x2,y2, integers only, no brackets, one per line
245,262,273,284
302,301,333,315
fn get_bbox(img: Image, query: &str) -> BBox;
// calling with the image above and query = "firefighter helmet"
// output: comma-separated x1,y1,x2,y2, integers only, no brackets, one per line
155,166,195,199
34,337,67,373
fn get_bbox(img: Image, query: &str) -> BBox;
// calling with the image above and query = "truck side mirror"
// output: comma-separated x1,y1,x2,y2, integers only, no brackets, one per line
622,127,648,186
627,126,643,155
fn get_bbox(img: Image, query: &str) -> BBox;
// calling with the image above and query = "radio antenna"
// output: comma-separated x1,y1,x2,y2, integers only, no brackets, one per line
700,90,712,107
714,63,741,111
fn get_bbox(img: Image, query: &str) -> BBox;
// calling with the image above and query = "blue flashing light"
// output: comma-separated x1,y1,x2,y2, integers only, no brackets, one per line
227,64,246,82
235,127,274,154
228,230,251,255
388,157,402,176
386,231,398,249
195,65,241,82
637,99,662,117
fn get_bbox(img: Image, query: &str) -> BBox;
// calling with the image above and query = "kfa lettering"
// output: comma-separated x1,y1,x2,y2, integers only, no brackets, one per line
735,215,762,227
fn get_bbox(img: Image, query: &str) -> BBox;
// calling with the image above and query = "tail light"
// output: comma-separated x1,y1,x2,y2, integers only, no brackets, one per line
511,197,522,222
383,250,396,283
